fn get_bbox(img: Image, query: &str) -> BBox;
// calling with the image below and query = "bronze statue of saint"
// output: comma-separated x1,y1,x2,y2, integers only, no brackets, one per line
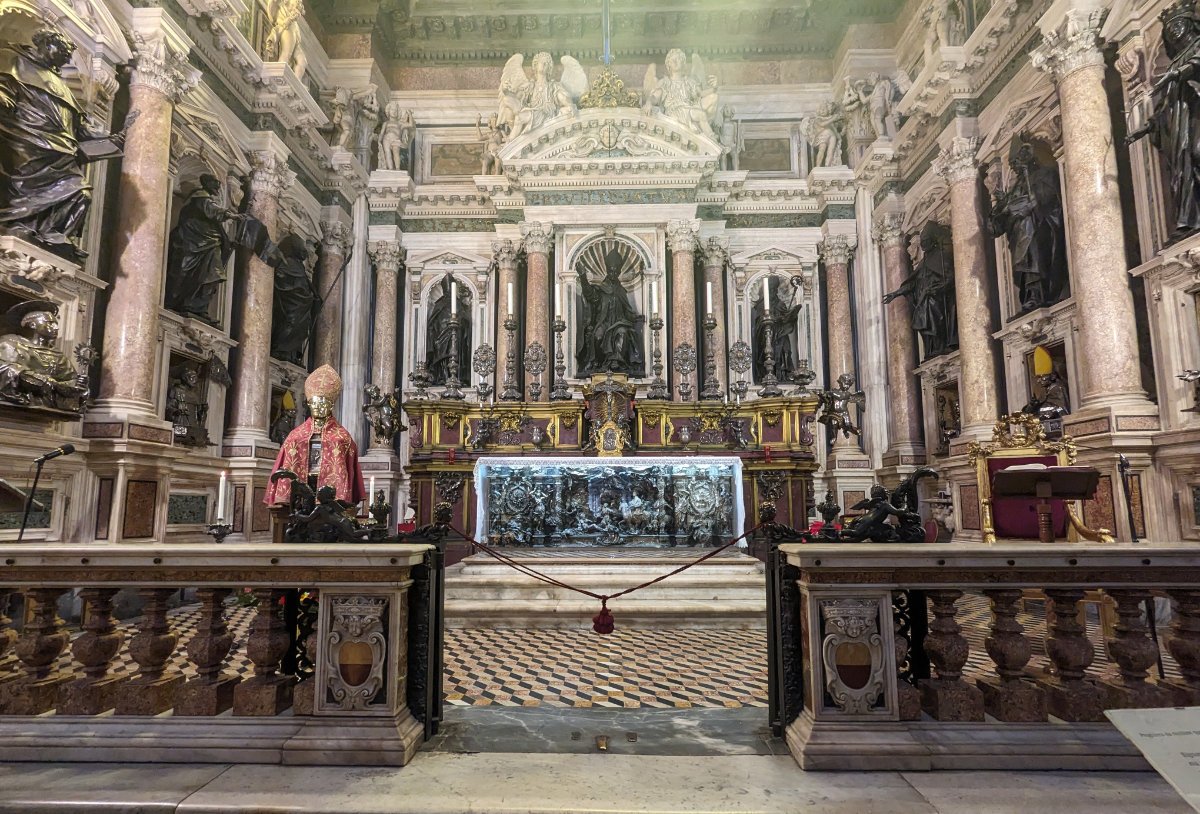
270,234,319,365
752,276,804,382
165,175,247,322
165,365,210,447
575,247,645,377
0,299,89,412
883,222,957,360
424,275,471,385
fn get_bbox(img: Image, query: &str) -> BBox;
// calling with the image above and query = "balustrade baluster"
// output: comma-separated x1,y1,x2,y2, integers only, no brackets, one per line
919,590,983,721
116,588,182,715
233,588,293,715
0,588,69,714
61,588,125,714
1102,589,1172,709
978,589,1046,721
891,591,921,721
176,588,240,716
1039,588,1104,721
1166,589,1200,704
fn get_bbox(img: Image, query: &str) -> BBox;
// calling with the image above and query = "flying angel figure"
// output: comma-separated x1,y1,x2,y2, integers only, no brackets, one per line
642,49,721,140
497,52,588,141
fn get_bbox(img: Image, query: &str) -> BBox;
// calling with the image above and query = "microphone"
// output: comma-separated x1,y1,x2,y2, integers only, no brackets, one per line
34,443,76,464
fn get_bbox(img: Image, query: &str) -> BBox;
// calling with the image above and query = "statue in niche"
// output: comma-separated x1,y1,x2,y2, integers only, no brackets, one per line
923,0,967,62
378,102,414,172
264,0,308,81
497,52,588,142
164,174,247,322
0,299,91,412
987,138,1069,314
642,49,721,140
269,392,297,445
752,275,804,382
165,363,210,447
0,28,126,260
476,113,506,174
882,222,957,361
1022,371,1069,421
802,101,846,168
424,274,471,385
270,234,319,365
1127,1,1200,235
575,243,646,378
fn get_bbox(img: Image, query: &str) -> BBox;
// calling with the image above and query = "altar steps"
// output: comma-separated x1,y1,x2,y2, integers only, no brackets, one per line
444,550,767,630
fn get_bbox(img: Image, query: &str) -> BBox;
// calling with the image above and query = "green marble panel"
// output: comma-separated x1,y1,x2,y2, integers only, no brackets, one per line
0,489,51,530
167,493,208,526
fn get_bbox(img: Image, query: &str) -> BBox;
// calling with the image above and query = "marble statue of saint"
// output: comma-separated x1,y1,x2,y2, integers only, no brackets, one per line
497,52,587,141
862,72,900,140
269,234,319,365
717,105,742,170
165,364,210,447
265,0,307,81
642,49,720,140
883,222,957,360
0,28,123,259
424,275,471,385
1127,2,1200,235
476,113,506,174
378,102,414,172
752,276,804,382
923,0,966,61
803,101,846,168
987,138,1069,314
0,299,89,412
575,248,646,377
164,174,247,322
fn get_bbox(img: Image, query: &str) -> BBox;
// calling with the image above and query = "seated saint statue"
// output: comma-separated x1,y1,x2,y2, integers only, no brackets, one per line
0,299,89,412
264,364,366,508
575,248,645,377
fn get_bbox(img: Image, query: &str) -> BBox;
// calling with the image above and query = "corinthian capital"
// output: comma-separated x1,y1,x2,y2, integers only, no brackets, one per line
819,235,855,266
932,137,981,184
872,214,906,249
492,238,519,270
700,235,729,267
520,221,552,255
320,220,352,255
666,219,700,254
249,151,296,199
130,35,200,101
368,241,405,273
1030,8,1107,81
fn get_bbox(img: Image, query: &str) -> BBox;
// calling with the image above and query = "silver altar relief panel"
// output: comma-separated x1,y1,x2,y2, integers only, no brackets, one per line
315,592,397,715
474,456,744,548
818,598,889,717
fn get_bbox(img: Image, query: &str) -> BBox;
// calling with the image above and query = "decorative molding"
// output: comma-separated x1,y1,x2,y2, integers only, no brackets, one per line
492,238,519,269
820,598,887,715
320,220,352,255
129,32,200,102
700,235,729,267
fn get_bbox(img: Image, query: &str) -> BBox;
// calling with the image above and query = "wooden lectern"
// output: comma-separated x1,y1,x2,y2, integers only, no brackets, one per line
991,465,1101,543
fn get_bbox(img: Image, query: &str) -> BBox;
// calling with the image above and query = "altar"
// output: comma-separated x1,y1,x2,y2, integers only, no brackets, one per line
473,456,745,548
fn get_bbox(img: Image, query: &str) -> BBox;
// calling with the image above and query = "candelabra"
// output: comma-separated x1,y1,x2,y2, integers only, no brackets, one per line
206,521,232,543
524,341,547,401
673,342,697,402
790,358,817,396
369,488,391,528
500,314,523,401
647,312,670,399
727,339,751,407
550,315,572,400
473,344,496,403
759,312,783,397
441,312,465,400
408,361,431,399
699,312,722,401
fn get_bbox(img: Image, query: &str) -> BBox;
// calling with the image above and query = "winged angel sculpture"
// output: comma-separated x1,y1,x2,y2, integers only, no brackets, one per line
497,52,589,141
642,49,721,140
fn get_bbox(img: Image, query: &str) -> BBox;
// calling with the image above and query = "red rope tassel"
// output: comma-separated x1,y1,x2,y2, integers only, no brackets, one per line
592,598,615,634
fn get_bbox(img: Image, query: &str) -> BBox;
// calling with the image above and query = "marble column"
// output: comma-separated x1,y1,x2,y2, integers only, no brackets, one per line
339,196,371,446
667,219,700,398
1031,9,1147,412
820,236,858,451
227,150,294,442
313,219,351,370
934,136,999,435
493,239,520,395
521,221,551,400
875,214,923,457
700,236,730,389
367,240,403,453
97,24,198,415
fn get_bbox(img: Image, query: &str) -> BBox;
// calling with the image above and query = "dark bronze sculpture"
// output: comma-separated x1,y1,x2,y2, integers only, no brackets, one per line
816,373,865,439
165,364,210,447
838,466,937,543
883,222,957,360
1021,370,1069,421
363,382,403,445
1127,1,1200,236
0,28,123,260
752,276,804,382
425,275,471,385
270,234,319,365
576,247,645,377
165,175,246,322
0,299,91,412
987,138,1069,313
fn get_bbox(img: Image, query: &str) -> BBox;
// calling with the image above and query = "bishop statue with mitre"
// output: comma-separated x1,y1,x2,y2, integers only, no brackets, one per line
264,364,365,507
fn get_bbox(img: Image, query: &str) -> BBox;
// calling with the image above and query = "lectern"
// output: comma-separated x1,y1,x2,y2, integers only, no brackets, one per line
991,465,1101,543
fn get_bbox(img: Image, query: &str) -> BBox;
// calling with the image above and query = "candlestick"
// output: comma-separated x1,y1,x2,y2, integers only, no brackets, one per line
369,476,376,501
442,310,465,400
217,471,227,523
651,279,658,314
550,314,572,400
706,281,712,315
700,312,722,400
507,281,514,316
555,283,562,316
647,310,669,400
500,313,522,401
450,281,457,315
763,276,771,314
759,310,783,398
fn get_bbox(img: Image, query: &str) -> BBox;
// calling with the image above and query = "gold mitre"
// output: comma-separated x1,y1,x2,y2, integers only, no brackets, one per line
304,364,343,403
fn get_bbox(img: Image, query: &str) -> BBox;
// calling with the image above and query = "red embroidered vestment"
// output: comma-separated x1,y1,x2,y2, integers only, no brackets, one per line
263,416,366,505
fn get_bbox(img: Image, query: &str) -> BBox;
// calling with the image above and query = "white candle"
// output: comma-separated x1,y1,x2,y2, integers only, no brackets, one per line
450,281,457,315
369,476,376,500
763,276,771,314
507,282,514,316
217,471,227,523
555,283,562,316
651,280,658,314
706,281,713,315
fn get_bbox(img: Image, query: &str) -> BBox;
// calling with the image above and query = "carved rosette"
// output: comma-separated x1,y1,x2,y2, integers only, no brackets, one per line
492,238,519,270
819,598,886,715
320,595,389,712
249,152,296,200
369,241,405,275
1030,9,1107,81
320,221,352,256
666,220,700,254
520,222,551,255
872,214,906,249
130,37,200,101
932,137,981,185
819,236,855,266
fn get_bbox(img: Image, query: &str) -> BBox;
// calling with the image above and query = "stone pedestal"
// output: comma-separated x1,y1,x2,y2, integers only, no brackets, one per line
919,678,984,722
175,676,239,717
977,677,1047,723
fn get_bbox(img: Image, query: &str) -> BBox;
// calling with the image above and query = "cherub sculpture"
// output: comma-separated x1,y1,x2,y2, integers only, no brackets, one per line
642,48,721,140
497,52,588,141
803,101,846,168
816,373,865,439
378,103,414,172
476,113,506,175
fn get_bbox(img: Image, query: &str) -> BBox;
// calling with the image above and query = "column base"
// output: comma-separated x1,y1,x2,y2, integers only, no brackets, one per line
977,677,1047,722
116,675,184,715
59,675,127,715
898,681,921,721
233,675,293,716
174,675,240,716
918,678,984,722
0,675,70,715
1036,677,1106,722
1099,679,1176,710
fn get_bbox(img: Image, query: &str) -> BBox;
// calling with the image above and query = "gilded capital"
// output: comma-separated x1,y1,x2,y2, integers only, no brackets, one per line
666,219,699,254
368,241,404,273
492,238,519,270
872,214,906,249
819,235,855,266
130,37,199,101
1030,8,1107,81
248,151,295,199
520,221,552,255
932,137,981,184
320,220,352,255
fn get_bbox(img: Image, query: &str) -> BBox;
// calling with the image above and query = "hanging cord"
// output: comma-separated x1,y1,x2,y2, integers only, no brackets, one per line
448,522,765,633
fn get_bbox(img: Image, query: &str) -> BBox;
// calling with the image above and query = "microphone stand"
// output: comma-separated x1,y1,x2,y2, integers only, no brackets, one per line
18,459,46,542
1118,454,1164,679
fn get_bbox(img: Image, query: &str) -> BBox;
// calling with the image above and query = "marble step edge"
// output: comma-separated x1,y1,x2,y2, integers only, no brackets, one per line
446,601,766,617
448,568,765,580
451,561,765,574
444,581,765,594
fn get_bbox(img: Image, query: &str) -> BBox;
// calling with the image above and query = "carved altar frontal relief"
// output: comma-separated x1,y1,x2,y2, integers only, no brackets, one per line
474,456,744,548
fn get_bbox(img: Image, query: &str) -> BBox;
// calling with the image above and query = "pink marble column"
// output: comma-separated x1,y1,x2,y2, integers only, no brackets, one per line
700,236,730,388
820,236,857,450
934,137,999,434
313,220,351,370
493,239,520,395
875,214,923,452
667,220,699,398
228,152,294,440
367,241,403,452
1032,11,1146,410
521,222,551,400
98,44,197,413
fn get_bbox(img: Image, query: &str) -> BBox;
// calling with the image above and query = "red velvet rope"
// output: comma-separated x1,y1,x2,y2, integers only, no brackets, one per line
446,522,765,633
